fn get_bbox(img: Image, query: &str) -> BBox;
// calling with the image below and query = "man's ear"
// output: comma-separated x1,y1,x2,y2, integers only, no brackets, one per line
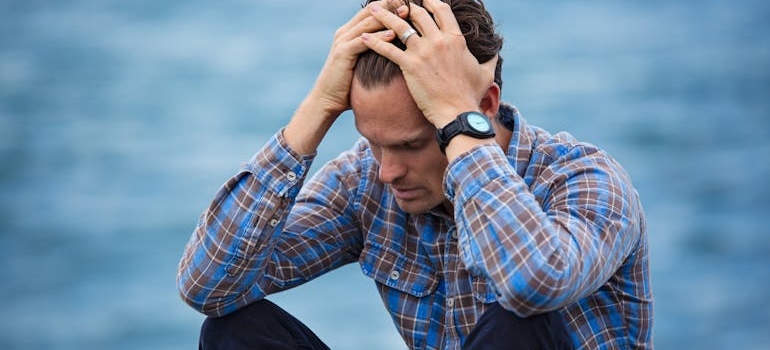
479,83,501,119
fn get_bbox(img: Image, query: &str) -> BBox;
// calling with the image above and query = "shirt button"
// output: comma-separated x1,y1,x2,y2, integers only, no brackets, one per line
269,218,279,227
389,270,400,280
286,171,297,182
451,230,458,239
447,297,454,308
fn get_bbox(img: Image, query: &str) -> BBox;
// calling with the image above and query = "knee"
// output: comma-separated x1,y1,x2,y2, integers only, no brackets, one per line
199,300,290,349
201,299,276,332
464,304,573,350
497,305,565,330
199,300,331,350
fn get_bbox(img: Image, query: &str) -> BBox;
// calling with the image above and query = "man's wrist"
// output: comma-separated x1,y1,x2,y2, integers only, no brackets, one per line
428,102,479,129
284,97,338,155
436,111,495,152
444,136,496,162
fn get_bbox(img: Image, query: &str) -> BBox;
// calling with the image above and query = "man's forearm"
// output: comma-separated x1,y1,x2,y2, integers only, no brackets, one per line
446,144,642,316
283,86,344,156
177,131,314,316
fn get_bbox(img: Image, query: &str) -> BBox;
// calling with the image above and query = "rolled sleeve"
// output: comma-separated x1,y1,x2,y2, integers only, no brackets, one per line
177,129,316,316
443,141,642,316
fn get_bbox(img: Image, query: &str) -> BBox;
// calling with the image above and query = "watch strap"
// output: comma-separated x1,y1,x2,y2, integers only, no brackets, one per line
435,112,495,154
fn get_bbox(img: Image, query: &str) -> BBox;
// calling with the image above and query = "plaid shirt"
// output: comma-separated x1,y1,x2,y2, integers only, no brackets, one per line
178,104,653,350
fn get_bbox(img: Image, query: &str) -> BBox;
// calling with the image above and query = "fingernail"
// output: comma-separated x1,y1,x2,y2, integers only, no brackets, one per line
397,5,408,15
371,4,381,12
361,33,371,41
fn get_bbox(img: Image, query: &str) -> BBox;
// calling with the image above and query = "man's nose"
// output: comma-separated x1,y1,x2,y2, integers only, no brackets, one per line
378,151,407,184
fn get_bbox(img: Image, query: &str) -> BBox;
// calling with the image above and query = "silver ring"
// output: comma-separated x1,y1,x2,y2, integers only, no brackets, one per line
400,28,417,44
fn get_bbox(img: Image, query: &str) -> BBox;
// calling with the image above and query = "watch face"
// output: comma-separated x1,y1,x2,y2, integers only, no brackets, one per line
466,113,492,132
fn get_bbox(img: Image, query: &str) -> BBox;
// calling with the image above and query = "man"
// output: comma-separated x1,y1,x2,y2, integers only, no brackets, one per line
177,0,653,349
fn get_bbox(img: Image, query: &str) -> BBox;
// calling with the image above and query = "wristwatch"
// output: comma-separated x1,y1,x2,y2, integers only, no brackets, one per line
435,111,496,154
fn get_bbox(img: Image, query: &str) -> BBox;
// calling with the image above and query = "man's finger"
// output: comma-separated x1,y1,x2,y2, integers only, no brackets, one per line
481,54,499,85
368,3,419,46
405,2,440,38
385,0,409,15
361,31,408,65
422,0,461,34
340,16,389,42
336,0,388,38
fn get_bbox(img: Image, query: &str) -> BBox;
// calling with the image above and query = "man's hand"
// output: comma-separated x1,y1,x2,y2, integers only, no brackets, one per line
309,1,402,119
361,0,498,128
284,1,404,155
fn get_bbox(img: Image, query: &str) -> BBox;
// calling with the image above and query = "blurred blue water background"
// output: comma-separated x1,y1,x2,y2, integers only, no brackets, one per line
1,0,769,349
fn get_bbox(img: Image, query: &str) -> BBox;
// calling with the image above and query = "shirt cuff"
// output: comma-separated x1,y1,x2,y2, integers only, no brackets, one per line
243,128,316,197
443,143,515,204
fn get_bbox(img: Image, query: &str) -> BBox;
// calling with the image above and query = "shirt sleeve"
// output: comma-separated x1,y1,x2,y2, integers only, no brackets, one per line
176,129,363,317
444,143,643,317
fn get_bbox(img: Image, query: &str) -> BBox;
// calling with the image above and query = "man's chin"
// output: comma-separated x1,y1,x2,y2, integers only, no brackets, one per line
395,199,429,215
395,198,443,215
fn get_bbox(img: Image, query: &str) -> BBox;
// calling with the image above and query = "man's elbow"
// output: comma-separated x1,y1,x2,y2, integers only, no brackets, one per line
498,297,565,318
176,276,227,317
495,281,574,317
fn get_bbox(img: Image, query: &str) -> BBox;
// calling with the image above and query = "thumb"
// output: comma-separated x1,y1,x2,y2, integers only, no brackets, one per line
481,55,499,86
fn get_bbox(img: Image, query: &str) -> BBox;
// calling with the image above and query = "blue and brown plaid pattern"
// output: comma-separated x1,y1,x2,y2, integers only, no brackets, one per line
178,104,652,350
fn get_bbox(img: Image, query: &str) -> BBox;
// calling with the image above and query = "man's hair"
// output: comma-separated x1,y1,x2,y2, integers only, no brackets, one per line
354,0,504,90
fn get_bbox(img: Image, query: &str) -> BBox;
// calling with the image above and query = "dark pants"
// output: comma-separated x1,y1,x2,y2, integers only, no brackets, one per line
199,299,573,350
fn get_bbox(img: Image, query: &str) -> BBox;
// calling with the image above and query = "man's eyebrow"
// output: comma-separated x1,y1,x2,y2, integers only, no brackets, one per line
392,134,431,148
403,135,430,145
364,132,427,147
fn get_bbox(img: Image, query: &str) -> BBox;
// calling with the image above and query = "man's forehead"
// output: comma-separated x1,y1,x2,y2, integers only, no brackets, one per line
355,112,433,146
384,130,430,145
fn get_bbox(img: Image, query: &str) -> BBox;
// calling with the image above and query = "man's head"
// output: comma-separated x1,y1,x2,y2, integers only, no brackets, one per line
351,0,504,214
354,0,503,89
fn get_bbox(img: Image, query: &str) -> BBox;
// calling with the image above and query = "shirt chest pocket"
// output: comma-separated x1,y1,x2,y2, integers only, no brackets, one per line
359,242,439,297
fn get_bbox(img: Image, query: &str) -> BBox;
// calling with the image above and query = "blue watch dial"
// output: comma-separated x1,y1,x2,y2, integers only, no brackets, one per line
435,111,496,154
467,113,491,132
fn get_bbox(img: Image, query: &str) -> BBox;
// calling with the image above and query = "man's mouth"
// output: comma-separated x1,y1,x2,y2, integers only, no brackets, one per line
392,187,422,200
